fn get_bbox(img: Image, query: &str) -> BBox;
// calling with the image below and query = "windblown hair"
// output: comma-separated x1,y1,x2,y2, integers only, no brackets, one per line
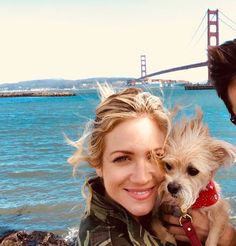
166,109,235,169
208,39,236,115
68,84,171,169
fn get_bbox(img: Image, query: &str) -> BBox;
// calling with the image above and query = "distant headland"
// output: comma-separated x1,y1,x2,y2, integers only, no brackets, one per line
0,77,132,91
0,91,76,97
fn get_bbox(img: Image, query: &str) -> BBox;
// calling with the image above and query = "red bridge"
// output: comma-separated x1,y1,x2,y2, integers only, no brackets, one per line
138,9,235,85
139,61,207,79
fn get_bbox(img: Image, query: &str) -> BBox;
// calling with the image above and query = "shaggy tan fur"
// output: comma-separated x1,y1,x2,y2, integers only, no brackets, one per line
153,109,236,246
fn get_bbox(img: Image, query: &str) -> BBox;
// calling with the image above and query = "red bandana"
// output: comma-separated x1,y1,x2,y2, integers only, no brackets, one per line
191,179,219,209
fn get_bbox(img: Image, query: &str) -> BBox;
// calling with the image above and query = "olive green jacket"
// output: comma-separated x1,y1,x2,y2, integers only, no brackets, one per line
76,176,175,246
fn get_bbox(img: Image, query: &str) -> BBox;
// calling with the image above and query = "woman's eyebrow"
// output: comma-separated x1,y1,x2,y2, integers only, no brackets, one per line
110,150,133,155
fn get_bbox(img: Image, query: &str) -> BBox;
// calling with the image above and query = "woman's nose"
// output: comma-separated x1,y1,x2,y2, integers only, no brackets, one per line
130,160,152,184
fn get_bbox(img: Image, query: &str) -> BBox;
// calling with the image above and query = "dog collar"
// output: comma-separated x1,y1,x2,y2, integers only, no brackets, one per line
191,179,219,209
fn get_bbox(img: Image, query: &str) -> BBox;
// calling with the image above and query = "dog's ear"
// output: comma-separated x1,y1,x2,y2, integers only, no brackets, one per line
193,107,203,125
210,139,236,167
189,107,209,136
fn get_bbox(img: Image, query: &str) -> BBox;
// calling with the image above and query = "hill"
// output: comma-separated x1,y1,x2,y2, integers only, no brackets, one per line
0,77,133,91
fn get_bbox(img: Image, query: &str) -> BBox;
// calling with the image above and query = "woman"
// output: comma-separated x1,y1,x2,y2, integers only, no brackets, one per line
68,85,236,246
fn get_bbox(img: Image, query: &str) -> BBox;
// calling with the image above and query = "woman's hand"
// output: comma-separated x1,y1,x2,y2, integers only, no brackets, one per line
162,209,209,243
163,209,236,246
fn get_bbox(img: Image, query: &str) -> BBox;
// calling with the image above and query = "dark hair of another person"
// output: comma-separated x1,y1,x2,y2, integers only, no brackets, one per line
208,39,236,115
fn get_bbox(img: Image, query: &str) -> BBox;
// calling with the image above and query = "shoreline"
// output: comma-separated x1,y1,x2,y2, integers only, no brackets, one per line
0,91,76,97
185,84,215,90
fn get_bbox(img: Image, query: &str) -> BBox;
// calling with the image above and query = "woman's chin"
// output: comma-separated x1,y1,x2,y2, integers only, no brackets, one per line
127,205,153,217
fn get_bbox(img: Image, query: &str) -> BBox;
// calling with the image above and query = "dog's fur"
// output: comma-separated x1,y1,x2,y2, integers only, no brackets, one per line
152,109,236,246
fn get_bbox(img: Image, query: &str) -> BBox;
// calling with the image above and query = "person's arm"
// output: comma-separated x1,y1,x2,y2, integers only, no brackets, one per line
218,223,236,246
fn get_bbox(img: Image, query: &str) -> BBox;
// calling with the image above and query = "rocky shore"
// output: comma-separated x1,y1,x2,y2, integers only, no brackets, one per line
0,91,76,97
0,230,72,246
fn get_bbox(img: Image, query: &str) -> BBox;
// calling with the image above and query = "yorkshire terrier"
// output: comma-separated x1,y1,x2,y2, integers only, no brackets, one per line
152,109,236,246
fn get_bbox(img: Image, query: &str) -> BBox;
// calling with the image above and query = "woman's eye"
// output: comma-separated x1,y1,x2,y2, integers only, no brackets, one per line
147,151,160,162
165,163,172,171
113,156,129,163
187,167,199,176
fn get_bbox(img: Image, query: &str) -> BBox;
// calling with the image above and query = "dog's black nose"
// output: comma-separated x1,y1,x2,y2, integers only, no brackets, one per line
167,182,181,195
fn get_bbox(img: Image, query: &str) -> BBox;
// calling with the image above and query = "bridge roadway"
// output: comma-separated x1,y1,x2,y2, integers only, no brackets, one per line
138,61,208,80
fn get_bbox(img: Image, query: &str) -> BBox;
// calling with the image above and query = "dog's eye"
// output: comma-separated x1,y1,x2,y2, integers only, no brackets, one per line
187,167,199,176
165,163,172,171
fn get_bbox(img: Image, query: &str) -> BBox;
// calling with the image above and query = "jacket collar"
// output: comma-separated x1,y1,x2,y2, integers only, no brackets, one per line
86,176,129,224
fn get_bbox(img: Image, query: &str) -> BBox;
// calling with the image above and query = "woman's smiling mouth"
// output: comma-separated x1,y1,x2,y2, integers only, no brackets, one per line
125,187,155,200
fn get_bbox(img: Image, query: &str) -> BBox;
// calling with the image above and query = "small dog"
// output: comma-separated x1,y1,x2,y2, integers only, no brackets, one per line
152,109,236,246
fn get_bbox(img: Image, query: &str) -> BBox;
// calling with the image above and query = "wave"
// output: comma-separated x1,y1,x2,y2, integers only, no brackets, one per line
7,170,50,178
0,202,84,216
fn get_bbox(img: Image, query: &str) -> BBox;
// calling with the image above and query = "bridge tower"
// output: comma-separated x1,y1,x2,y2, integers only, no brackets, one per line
207,9,219,84
140,55,147,78
207,9,219,47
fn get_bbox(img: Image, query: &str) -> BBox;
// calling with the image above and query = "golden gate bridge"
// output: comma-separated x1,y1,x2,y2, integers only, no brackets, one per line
132,9,236,88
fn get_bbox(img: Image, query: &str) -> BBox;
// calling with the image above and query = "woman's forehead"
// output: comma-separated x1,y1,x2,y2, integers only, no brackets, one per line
103,117,165,153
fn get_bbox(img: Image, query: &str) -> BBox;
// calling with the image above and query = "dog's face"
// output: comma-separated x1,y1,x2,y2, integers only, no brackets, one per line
158,109,236,211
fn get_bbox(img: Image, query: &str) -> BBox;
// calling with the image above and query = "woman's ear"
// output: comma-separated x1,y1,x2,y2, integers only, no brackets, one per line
95,167,103,177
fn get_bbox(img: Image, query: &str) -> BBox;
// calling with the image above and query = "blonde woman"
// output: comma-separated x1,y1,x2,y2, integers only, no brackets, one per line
69,85,236,246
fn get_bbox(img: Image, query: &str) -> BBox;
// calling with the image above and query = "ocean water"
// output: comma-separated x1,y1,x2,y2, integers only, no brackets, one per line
0,86,236,238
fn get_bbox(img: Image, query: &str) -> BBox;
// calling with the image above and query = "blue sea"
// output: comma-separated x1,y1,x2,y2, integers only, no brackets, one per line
0,86,236,239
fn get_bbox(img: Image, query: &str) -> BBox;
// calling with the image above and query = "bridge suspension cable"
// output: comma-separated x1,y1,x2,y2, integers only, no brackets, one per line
218,10,236,32
188,10,207,46
192,24,207,48
189,10,217,48
219,10,236,26
219,17,236,31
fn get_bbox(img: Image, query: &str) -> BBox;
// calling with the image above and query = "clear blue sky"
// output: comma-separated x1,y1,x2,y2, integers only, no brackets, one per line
0,0,235,83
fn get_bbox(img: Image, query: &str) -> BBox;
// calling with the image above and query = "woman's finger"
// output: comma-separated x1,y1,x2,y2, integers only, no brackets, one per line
167,225,185,236
162,214,180,225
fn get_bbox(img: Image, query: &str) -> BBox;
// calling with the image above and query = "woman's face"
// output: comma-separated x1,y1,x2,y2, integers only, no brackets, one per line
96,117,165,217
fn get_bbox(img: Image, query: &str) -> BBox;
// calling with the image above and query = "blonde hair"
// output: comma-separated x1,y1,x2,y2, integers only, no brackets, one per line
68,84,171,170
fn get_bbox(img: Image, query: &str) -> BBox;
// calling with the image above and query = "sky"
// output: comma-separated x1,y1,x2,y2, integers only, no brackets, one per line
0,0,235,84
